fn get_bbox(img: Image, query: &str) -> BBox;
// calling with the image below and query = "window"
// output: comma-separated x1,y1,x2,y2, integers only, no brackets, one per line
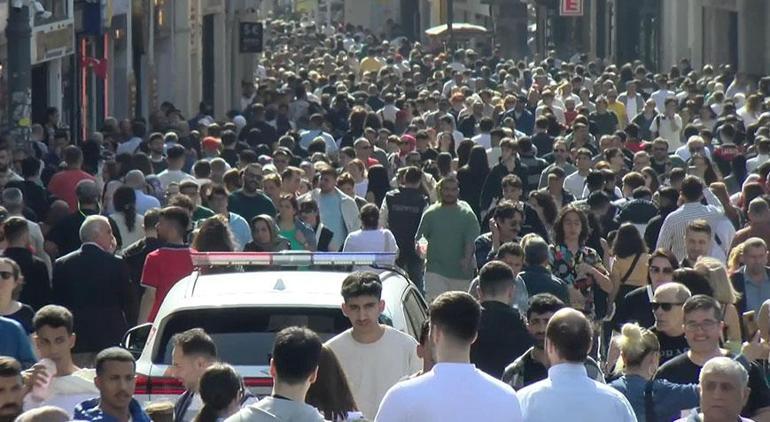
34,0,69,26
155,307,352,365
402,288,428,339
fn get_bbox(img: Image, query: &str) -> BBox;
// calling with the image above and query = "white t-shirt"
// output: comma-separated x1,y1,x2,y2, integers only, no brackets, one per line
325,326,421,420
24,369,99,417
649,114,683,152
563,171,587,199
182,393,203,422
342,229,398,254
472,133,492,150
157,169,195,191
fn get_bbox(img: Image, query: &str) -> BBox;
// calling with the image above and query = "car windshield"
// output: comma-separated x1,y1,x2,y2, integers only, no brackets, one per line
155,307,351,365
154,307,392,365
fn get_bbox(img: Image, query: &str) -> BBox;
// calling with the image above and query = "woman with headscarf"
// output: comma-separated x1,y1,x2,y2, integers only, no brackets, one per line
244,215,290,252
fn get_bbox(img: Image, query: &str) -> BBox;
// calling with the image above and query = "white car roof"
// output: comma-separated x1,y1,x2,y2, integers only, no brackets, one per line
155,269,409,320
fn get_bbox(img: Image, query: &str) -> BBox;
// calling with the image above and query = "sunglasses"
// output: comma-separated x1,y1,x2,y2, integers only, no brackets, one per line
651,302,683,312
650,266,674,274
0,271,14,280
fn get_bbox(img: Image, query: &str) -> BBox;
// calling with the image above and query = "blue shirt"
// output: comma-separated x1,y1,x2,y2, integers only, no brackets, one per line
610,374,699,422
0,316,36,368
744,267,770,313
318,192,346,251
518,363,637,422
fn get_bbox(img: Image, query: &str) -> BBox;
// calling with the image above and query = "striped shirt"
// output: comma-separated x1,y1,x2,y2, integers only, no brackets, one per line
656,202,735,262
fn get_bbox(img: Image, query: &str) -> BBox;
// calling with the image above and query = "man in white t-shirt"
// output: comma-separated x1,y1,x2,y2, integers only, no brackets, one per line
375,291,523,422
24,305,99,417
649,98,683,152
342,204,398,254
325,272,421,420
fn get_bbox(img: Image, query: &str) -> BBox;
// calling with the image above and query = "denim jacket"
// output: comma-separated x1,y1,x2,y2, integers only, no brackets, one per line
609,374,699,422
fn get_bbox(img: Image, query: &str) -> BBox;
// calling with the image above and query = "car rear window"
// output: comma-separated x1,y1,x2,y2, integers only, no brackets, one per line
155,307,352,365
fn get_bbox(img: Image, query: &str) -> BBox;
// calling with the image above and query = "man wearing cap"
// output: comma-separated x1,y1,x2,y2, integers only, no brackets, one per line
46,180,122,259
200,137,221,161
299,114,337,154
125,170,161,215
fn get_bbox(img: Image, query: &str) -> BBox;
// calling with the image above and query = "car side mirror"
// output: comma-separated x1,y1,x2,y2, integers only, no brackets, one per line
121,323,152,359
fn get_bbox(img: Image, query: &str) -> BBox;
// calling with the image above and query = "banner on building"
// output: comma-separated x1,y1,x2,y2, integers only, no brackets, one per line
560,0,583,16
239,22,263,53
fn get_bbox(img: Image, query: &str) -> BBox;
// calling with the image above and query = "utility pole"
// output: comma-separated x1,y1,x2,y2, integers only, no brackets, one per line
446,0,454,51
5,3,32,148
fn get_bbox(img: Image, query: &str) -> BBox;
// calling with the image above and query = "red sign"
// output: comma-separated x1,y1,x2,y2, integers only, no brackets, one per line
560,0,583,16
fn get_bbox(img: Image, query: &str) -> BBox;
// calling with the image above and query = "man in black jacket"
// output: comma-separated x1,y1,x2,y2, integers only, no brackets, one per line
479,138,529,220
52,215,135,367
1,217,50,311
380,166,429,288
45,180,122,259
121,208,162,302
470,261,532,379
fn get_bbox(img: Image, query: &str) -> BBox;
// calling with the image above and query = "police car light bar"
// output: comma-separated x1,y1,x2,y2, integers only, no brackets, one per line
189,251,397,268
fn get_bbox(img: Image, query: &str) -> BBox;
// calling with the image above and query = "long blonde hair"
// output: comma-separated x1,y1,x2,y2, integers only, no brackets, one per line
727,242,745,275
694,256,741,304
617,323,660,368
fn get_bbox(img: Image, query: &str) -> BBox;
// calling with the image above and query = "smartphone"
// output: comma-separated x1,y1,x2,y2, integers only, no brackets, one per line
687,166,698,175
743,311,759,340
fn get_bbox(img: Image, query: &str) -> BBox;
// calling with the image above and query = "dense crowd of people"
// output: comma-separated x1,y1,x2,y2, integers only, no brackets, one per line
2,15,770,422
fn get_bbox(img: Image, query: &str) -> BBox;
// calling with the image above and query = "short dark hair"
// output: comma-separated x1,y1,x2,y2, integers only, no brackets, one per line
496,242,524,260
429,291,480,343
2,216,28,243
272,326,322,385
159,206,190,235
167,144,186,160
63,145,83,166
403,166,422,185
0,356,21,378
478,261,515,297
340,271,382,301
20,157,41,178
33,305,74,334
95,347,136,376
546,310,592,362
493,201,521,222
172,328,217,359
680,176,704,202
144,208,161,230
683,294,723,321
359,204,380,229
526,293,565,319
524,236,550,266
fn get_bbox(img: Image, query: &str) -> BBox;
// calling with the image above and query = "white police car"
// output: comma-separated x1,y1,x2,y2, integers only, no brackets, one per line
122,251,428,404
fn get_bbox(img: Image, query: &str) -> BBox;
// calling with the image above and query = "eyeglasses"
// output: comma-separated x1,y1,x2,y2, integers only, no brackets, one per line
651,302,683,312
650,266,674,274
685,319,720,331
0,271,14,280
